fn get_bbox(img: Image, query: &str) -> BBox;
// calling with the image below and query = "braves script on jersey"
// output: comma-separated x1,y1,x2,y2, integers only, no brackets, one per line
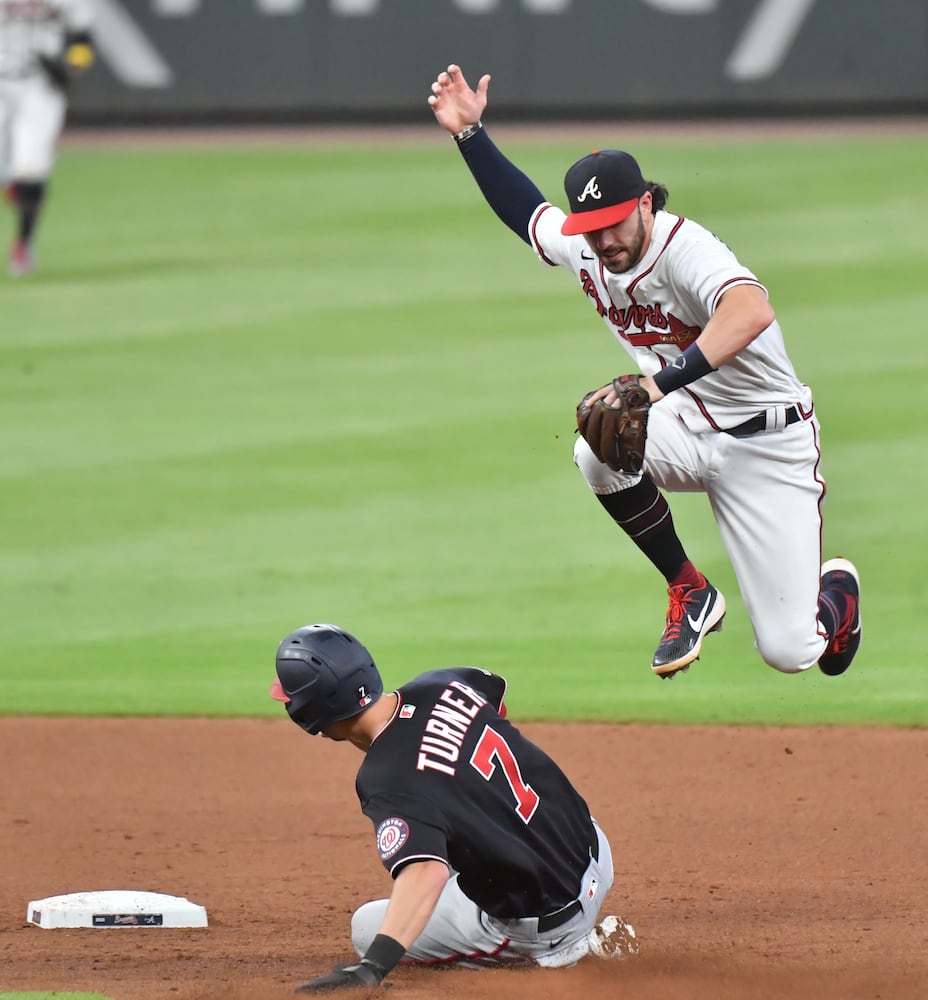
356,667,597,920
530,207,813,429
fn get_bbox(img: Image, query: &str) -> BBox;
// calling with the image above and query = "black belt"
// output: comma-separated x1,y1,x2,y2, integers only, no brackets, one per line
722,405,800,438
537,898,582,932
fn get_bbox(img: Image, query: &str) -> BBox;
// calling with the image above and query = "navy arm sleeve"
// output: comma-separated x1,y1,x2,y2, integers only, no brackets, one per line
457,128,547,246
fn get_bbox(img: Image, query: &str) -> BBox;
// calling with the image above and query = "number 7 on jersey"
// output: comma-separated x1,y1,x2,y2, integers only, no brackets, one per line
469,725,540,823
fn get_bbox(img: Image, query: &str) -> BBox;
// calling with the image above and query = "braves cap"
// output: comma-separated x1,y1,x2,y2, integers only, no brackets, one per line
561,149,646,236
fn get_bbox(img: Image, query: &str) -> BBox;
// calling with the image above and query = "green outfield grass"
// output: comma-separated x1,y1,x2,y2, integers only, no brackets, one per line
1,129,925,726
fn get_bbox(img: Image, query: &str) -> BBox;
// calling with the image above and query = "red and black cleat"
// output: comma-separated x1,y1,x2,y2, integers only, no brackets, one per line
651,575,726,679
818,558,861,676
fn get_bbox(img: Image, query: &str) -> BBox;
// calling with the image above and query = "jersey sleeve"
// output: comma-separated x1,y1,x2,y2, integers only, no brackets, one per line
669,223,768,319
362,794,452,878
528,202,577,269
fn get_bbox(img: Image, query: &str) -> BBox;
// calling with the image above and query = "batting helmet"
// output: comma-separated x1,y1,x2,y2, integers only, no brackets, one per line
270,624,382,735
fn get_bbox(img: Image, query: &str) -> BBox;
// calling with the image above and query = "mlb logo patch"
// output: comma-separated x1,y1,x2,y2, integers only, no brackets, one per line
400,704,416,719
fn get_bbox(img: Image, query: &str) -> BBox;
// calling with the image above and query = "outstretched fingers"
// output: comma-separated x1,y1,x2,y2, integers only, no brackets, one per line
427,63,491,132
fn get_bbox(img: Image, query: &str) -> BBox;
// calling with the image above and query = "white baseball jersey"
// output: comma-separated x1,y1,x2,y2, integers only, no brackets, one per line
0,0,92,78
529,205,814,427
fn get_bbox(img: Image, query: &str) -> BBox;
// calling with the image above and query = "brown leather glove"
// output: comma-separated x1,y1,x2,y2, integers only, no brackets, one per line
576,374,651,474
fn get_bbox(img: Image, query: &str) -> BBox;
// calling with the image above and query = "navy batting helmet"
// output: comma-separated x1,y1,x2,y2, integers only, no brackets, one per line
269,624,382,735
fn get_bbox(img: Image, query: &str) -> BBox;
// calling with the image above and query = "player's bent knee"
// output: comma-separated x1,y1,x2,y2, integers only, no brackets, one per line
755,634,818,674
350,899,390,957
573,436,641,492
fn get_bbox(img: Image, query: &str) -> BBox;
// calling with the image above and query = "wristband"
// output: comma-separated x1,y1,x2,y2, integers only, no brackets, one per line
652,343,715,395
453,120,483,144
361,933,406,978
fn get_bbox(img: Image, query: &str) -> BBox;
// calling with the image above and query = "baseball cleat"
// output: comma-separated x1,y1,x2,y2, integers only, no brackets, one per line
7,239,34,278
651,576,726,679
588,915,639,960
817,558,861,676
536,935,595,968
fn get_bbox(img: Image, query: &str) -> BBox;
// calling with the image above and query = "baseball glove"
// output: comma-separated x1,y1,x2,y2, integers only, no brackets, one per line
576,373,651,474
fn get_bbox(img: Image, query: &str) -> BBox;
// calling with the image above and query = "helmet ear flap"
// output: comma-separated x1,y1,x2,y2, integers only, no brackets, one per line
286,696,325,735
276,651,325,733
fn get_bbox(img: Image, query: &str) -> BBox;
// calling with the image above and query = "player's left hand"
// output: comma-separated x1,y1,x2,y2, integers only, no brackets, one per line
294,960,384,993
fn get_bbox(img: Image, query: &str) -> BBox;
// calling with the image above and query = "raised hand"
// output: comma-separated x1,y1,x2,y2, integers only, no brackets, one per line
427,63,491,135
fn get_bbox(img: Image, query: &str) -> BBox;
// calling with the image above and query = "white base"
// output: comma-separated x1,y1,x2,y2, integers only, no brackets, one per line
27,890,208,929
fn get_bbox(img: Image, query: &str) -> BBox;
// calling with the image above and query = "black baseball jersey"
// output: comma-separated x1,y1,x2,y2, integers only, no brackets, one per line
356,667,597,920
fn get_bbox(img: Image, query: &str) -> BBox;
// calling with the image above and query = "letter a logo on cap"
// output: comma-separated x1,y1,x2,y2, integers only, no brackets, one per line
577,176,602,203
562,149,647,235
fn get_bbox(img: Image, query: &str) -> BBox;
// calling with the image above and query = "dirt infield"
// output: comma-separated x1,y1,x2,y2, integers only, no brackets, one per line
1,717,926,1000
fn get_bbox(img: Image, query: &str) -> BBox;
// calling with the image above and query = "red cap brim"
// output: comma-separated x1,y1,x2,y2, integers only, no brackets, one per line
561,197,640,236
269,679,291,703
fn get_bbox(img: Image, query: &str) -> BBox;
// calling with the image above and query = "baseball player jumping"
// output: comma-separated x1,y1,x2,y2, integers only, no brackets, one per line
428,65,861,681
0,0,95,277
270,624,638,993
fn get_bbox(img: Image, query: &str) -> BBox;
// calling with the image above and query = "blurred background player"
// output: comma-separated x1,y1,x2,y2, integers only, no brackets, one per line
0,0,94,277
270,623,638,993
